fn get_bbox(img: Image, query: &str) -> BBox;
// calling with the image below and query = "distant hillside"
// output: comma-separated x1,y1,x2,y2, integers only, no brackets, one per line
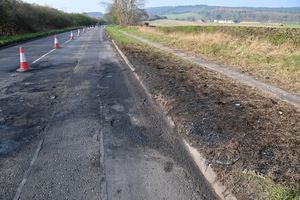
146,5,300,23
85,12,103,19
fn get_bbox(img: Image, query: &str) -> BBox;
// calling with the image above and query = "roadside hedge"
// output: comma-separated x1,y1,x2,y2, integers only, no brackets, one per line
0,0,99,36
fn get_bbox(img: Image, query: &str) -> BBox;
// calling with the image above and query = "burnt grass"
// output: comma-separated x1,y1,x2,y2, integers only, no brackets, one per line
116,40,300,198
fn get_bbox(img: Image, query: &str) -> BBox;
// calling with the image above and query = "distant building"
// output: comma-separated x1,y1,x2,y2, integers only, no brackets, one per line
213,20,235,24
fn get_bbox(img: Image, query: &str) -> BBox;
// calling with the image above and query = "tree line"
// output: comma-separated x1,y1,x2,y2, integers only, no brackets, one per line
204,8,300,23
0,0,99,36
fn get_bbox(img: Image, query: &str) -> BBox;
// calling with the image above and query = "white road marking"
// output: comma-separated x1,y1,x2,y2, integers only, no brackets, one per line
13,138,45,200
63,39,71,45
31,34,72,65
13,110,56,200
99,101,108,200
31,49,56,64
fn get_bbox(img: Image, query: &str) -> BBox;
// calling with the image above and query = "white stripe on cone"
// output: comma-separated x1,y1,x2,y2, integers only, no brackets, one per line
20,51,27,63
54,35,59,48
70,31,74,40
17,47,30,72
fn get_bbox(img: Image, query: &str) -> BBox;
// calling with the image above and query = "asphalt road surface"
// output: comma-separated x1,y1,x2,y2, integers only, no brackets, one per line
0,27,217,200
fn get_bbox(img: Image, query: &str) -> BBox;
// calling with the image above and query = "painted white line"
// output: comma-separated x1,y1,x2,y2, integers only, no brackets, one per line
31,34,72,65
13,110,57,200
31,49,56,64
13,138,45,200
99,101,108,200
63,39,71,45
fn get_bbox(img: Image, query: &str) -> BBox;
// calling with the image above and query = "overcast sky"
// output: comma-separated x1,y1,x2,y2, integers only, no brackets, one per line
23,0,300,13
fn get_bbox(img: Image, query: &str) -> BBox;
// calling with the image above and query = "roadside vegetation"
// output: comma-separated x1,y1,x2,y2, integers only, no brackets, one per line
0,27,79,47
0,0,99,36
106,25,300,200
120,25,300,95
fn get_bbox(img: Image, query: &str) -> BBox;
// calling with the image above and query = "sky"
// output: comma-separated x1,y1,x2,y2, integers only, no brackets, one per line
23,0,300,13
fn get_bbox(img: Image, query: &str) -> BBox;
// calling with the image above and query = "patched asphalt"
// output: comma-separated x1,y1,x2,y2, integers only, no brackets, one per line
0,27,217,200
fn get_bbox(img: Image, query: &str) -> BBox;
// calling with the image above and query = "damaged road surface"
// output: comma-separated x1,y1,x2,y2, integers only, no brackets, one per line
0,28,218,199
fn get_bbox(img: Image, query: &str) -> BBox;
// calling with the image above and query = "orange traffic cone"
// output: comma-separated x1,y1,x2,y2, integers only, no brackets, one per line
70,31,74,40
53,35,60,49
17,47,30,72
77,29,81,36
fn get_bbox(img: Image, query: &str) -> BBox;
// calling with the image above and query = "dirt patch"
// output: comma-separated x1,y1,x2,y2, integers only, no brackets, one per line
115,40,300,199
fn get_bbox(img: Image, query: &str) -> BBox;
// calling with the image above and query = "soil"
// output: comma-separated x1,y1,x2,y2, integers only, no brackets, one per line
116,40,300,199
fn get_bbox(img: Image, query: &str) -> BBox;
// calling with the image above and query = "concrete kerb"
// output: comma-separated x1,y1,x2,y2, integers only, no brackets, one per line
111,39,237,200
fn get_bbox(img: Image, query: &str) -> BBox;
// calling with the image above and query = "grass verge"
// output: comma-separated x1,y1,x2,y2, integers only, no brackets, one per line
118,25,300,96
106,25,300,200
231,171,300,200
0,27,81,48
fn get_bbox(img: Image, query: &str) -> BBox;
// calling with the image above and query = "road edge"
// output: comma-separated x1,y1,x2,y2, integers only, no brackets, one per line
111,39,237,200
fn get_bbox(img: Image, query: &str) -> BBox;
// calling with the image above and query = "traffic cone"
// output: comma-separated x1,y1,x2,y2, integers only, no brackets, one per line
70,31,74,40
53,35,60,49
77,29,81,36
17,47,30,72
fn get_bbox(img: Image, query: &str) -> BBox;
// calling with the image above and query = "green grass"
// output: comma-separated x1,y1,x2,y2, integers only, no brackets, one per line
0,27,81,47
283,23,300,28
105,26,135,46
239,171,300,200
163,12,203,20
122,26,174,44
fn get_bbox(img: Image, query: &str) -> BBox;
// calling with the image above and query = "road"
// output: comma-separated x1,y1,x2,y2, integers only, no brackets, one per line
0,27,217,199
0,31,72,72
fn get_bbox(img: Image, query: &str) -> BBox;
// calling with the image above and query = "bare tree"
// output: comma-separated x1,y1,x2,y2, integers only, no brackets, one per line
106,0,148,25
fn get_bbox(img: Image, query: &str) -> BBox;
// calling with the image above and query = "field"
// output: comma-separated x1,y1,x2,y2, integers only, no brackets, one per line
147,19,299,28
161,12,300,28
163,12,203,20
146,5,300,23
105,25,300,200
121,25,300,95
146,19,205,26
283,23,300,28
